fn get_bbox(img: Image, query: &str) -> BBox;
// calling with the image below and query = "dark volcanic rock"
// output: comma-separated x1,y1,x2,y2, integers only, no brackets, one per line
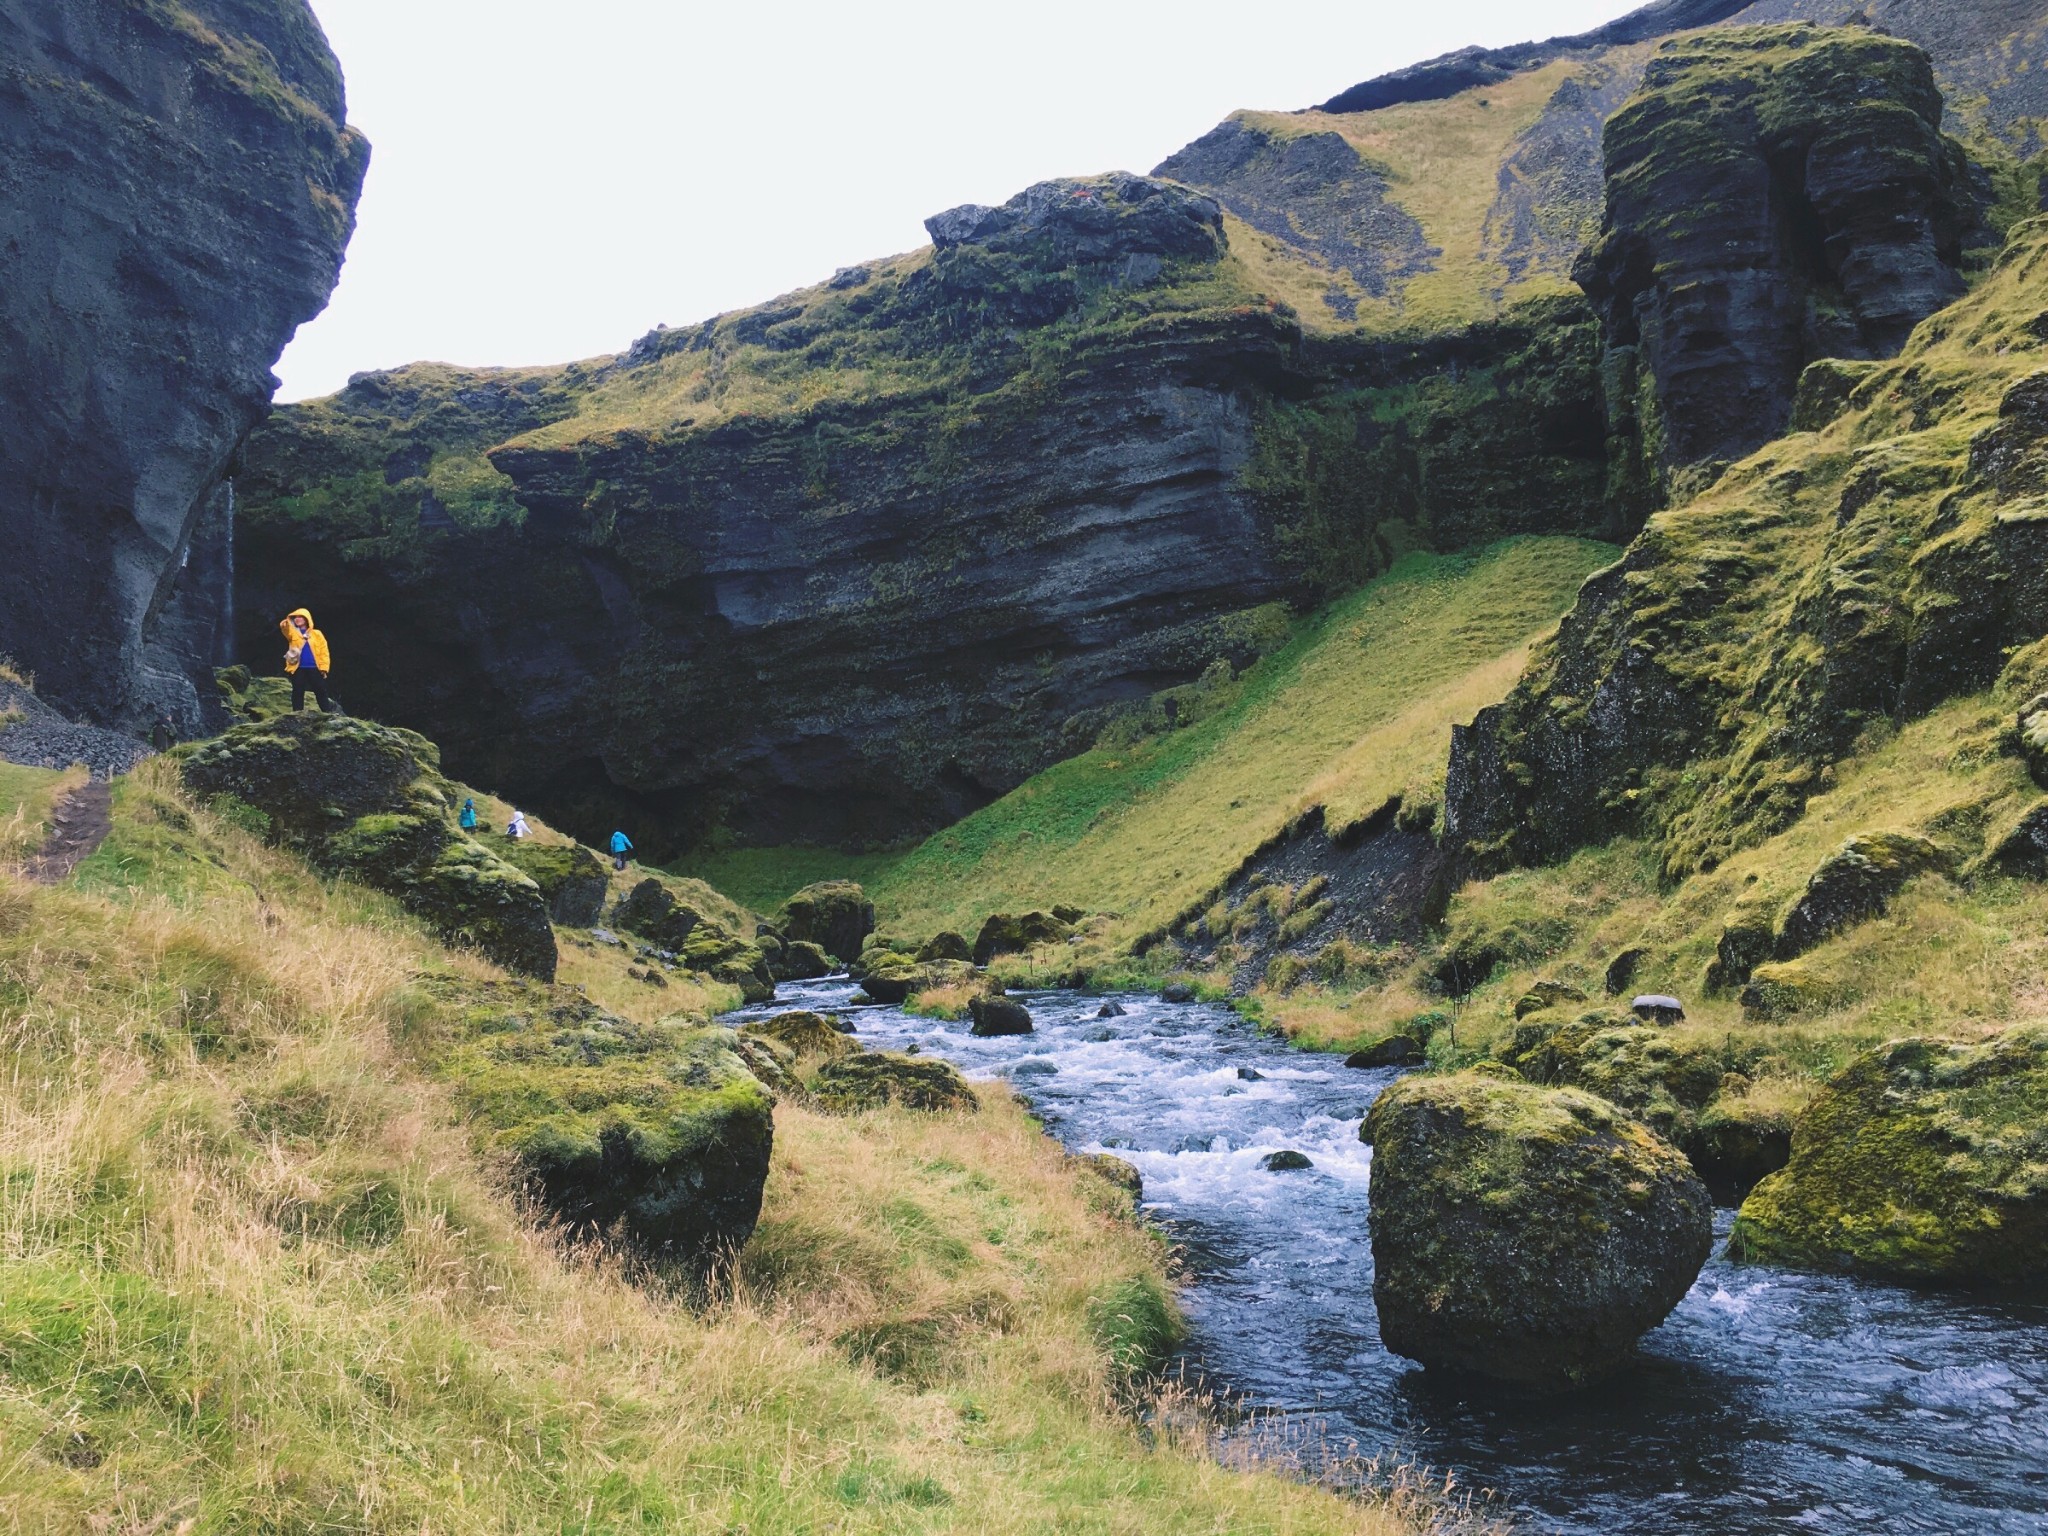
1365,1072,1713,1391
968,995,1035,1036
1574,26,1981,496
0,0,367,732
1774,832,1948,958
1344,1036,1424,1069
498,839,609,927
973,911,1073,966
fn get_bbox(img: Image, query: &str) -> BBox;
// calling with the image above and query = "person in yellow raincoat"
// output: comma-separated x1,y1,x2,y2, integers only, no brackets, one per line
279,607,339,713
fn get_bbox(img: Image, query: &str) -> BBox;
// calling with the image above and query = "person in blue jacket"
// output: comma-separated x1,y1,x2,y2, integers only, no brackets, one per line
609,829,633,871
459,798,478,832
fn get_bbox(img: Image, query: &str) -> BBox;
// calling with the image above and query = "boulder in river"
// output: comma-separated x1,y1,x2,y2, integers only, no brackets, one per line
1364,1072,1713,1391
742,1010,857,1061
769,938,834,981
916,930,974,962
813,1051,980,1114
778,880,876,962
1262,1149,1314,1171
1729,1030,2048,1286
1097,1000,1127,1019
969,995,1034,1036
1160,980,1198,1003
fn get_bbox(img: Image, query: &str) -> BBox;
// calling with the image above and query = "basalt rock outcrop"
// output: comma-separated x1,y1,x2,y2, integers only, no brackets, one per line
1574,25,1982,503
1365,1072,1713,1391
0,0,366,732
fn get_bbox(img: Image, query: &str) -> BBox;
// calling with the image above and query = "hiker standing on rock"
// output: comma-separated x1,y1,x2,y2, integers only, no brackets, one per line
279,607,338,714
609,829,633,871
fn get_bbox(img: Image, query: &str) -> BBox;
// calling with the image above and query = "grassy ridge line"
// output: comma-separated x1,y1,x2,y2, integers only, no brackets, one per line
850,538,1613,943
0,761,1440,1533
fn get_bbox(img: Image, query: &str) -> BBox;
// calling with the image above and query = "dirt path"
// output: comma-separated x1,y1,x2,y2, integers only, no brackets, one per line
26,781,113,883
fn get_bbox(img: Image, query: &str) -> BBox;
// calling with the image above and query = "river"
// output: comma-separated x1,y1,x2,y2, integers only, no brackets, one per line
730,979,2048,1534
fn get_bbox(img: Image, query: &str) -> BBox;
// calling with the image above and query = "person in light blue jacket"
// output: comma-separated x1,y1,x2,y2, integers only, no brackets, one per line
609,829,633,871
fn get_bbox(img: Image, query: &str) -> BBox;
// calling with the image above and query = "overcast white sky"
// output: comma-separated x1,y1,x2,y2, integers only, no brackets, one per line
276,0,1637,400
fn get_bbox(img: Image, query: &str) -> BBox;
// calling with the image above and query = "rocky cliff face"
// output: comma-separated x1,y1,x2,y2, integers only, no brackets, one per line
0,0,366,730
238,176,1609,857
1574,26,1983,504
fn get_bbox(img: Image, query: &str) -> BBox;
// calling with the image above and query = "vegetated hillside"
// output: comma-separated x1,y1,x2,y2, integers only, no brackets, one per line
233,8,2045,864
689,538,1612,945
0,0,367,732
0,747,1442,1533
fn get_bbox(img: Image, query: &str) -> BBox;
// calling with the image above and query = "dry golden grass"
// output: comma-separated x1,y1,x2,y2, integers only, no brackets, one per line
0,763,1444,1534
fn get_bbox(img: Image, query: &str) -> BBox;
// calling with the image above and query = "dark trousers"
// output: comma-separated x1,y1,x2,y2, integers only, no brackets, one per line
614,852,628,871
291,668,336,712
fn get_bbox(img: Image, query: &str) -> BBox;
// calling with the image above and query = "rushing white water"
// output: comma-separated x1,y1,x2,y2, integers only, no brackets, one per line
732,979,2048,1534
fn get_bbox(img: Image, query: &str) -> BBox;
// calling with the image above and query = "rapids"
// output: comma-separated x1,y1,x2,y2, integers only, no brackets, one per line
731,979,2048,1533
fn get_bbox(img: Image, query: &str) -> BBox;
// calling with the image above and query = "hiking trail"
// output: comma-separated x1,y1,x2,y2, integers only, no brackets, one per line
26,781,114,883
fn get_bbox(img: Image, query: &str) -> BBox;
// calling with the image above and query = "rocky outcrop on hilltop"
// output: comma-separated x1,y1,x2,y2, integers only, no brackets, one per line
0,0,366,732
1575,26,1982,501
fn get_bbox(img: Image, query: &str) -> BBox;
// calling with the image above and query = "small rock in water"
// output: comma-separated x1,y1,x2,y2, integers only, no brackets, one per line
1631,994,1686,1024
1010,1057,1058,1077
1085,1027,1115,1042
1262,1149,1313,1172
1161,981,1198,1004
1236,1066,1265,1081
1096,1000,1127,1018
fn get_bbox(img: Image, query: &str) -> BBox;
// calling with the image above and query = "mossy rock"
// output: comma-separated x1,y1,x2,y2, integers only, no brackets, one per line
1364,1072,1712,1391
433,980,772,1270
742,1010,857,1061
1079,1152,1142,1201
2018,694,2048,789
1497,1011,1726,1145
1515,979,1588,1019
812,1051,979,1114
1344,1035,1424,1069
916,930,973,963
1729,1030,2048,1286
861,956,980,1007
847,932,917,981
182,714,556,979
1738,959,1824,1021
968,994,1034,1036
777,880,875,963
1791,357,1881,433
1983,799,2048,877
497,839,608,926
972,910,1073,965
612,877,707,949
768,938,834,981
1774,832,1950,960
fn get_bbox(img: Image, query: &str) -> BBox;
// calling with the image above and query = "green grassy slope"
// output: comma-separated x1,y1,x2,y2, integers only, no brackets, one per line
0,756,1442,1534
839,538,1613,943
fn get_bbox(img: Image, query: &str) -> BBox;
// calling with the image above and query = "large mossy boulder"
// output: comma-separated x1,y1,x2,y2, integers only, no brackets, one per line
183,714,557,979
813,1052,979,1114
742,1010,857,1061
778,880,875,963
973,910,1073,965
1364,1073,1713,1392
432,980,772,1270
1729,1030,2048,1286
612,875,775,1001
860,956,981,1007
498,839,608,927
768,938,834,981
613,877,706,949
968,994,1034,1036
1497,1010,1725,1146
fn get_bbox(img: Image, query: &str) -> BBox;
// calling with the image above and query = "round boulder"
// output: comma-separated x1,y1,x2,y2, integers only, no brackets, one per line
778,880,876,963
1262,1149,1314,1171
1364,1072,1712,1392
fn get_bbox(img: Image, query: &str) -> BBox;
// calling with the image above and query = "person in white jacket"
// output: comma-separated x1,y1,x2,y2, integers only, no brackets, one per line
506,810,531,840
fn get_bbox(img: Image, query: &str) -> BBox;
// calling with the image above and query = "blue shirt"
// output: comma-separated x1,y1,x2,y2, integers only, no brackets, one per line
610,832,632,853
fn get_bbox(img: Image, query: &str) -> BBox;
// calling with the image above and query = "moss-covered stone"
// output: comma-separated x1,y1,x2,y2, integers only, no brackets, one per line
1364,1072,1712,1391
612,877,707,949
768,938,834,981
860,956,980,1007
431,979,772,1270
1498,1010,1727,1145
812,1052,979,1114
968,995,1034,1036
973,911,1073,965
1688,1090,1794,1204
777,881,875,963
916,930,973,963
1729,1030,2048,1286
1774,832,1949,960
497,839,608,926
742,1010,857,1061
181,713,557,978
2018,693,2048,788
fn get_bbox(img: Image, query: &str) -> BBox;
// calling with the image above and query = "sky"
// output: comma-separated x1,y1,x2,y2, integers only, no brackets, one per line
276,0,1640,401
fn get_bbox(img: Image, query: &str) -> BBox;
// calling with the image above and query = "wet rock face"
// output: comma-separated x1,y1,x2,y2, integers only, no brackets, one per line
0,0,366,731
1365,1072,1714,1391
1576,26,1978,493
1730,1030,2048,1285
